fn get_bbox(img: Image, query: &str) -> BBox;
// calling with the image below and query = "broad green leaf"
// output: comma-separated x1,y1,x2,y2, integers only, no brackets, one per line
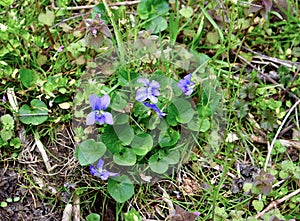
1,114,14,127
113,148,136,166
158,128,180,147
19,68,39,88
108,175,134,203
145,16,168,34
75,139,106,166
19,99,48,125
38,9,55,26
113,113,129,125
199,118,210,132
86,213,101,221
113,124,134,145
252,200,264,212
131,133,153,156
0,129,13,142
111,93,128,111
172,98,194,124
102,125,123,154
179,6,193,18
187,116,200,131
149,154,169,174
163,150,180,164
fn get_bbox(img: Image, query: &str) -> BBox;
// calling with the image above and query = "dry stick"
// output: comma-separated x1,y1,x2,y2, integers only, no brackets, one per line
264,99,300,171
51,0,140,10
34,132,53,173
255,187,300,219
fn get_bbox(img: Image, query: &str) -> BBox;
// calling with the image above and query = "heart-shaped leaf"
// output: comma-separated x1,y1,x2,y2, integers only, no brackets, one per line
38,9,55,26
108,175,134,203
149,154,169,174
19,99,48,125
19,68,39,88
113,148,136,166
75,139,107,166
131,133,153,156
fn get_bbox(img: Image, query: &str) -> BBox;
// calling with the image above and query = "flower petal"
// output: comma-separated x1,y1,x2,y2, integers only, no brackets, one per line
99,94,110,110
89,94,101,110
149,80,160,89
103,112,114,125
149,95,158,104
86,111,96,125
96,159,104,170
95,114,106,125
135,88,148,102
137,78,149,86
100,170,119,180
90,165,101,177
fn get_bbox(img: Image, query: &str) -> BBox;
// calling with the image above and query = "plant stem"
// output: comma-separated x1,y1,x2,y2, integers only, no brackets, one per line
102,0,125,63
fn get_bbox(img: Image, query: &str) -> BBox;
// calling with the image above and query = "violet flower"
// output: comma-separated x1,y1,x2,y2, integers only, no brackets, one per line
57,46,64,52
177,74,195,96
90,159,119,180
136,78,160,103
86,94,113,125
143,102,167,118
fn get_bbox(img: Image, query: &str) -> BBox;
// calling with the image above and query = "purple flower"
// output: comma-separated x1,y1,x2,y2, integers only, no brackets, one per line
57,46,64,52
2,94,6,103
86,94,113,125
90,159,119,180
177,74,195,96
143,102,167,118
136,78,160,103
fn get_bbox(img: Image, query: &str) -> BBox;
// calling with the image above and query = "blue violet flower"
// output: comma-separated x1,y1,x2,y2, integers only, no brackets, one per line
90,159,119,180
177,74,195,96
143,102,167,118
136,78,160,103
86,94,113,125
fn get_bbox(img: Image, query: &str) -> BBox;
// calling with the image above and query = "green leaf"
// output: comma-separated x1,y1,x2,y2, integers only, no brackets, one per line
173,98,194,124
19,99,48,125
1,114,14,127
199,118,210,132
113,124,134,145
0,0,13,6
163,150,180,164
19,68,39,88
111,93,128,111
149,154,169,174
124,209,142,221
10,137,21,148
86,213,101,221
0,202,7,207
38,9,55,26
102,125,123,154
131,133,153,156
159,128,180,147
113,113,129,125
145,16,168,34
108,175,134,203
113,148,136,166
252,200,264,212
75,139,107,166
179,6,193,18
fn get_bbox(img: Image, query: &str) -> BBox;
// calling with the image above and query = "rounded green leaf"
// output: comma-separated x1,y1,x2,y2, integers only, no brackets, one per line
113,124,134,145
113,148,136,166
75,139,107,166
179,6,193,18
131,133,153,156
199,118,210,132
252,200,264,212
108,175,134,203
19,68,39,88
163,150,180,164
158,128,180,147
86,213,100,221
149,154,169,174
19,99,48,125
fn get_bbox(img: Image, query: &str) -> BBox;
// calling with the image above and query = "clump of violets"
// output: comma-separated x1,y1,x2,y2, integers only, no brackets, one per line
86,94,113,125
135,77,166,118
90,159,119,180
177,74,195,96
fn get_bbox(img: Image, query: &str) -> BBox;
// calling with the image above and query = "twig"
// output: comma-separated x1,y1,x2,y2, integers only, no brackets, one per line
34,132,53,173
250,134,300,150
255,188,300,218
264,99,300,171
51,0,140,11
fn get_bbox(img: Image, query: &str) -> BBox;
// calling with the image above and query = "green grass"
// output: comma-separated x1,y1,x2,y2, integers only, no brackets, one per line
0,0,300,220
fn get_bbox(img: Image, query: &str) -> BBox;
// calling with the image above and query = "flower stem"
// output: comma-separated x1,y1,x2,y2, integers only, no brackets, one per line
102,0,125,63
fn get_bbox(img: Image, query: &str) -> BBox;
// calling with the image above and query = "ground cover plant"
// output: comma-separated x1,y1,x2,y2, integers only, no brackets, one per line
0,0,299,220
